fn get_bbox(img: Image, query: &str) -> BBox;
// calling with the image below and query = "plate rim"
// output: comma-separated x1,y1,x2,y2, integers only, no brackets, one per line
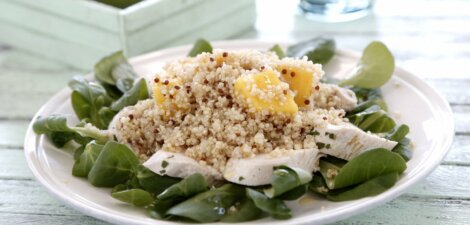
24,39,455,225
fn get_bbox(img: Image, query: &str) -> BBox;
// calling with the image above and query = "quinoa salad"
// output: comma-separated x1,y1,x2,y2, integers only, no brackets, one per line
33,38,411,222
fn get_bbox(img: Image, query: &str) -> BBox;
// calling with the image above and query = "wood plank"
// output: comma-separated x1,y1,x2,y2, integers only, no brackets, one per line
0,121,29,148
14,0,119,32
0,213,110,225
453,105,470,134
0,149,32,180
426,79,470,105
444,135,470,166
0,48,80,119
0,1,121,51
335,196,470,225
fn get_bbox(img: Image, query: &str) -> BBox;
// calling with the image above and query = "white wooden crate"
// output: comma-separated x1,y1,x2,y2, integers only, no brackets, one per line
0,0,256,69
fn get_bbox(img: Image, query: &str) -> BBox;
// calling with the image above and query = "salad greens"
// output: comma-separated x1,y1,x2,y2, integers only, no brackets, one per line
188,39,213,57
286,36,336,65
269,44,286,58
32,37,412,223
339,41,395,88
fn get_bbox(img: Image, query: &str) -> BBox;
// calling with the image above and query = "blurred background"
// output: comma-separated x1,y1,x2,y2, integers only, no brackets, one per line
0,0,469,224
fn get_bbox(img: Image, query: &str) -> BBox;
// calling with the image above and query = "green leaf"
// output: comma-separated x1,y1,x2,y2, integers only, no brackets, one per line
166,184,245,222
188,39,213,57
68,77,115,129
269,44,285,58
347,105,396,133
148,198,179,219
264,166,312,198
157,173,208,200
72,142,103,177
94,51,137,89
386,124,410,142
392,137,413,161
339,41,395,88
33,115,72,134
308,172,330,195
136,165,181,195
326,172,399,201
88,141,140,187
246,188,291,220
220,197,262,222
332,148,406,189
286,36,336,65
112,189,154,207
110,78,149,111
33,115,109,146
275,184,308,200
73,145,85,161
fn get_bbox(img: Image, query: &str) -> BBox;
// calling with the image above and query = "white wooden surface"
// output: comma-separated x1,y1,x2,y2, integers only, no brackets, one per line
1,0,469,224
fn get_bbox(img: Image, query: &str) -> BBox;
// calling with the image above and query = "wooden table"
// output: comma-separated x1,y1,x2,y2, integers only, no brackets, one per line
1,0,469,224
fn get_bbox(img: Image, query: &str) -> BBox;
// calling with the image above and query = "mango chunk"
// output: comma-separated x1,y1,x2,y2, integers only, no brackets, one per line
277,66,313,107
152,77,188,114
234,70,298,115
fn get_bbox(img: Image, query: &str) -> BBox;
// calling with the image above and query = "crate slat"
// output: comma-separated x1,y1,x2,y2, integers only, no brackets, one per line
13,0,120,32
0,1,121,51
0,20,111,70
126,0,255,55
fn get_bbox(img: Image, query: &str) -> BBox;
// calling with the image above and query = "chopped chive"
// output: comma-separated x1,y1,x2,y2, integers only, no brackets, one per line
317,142,325,149
161,160,169,168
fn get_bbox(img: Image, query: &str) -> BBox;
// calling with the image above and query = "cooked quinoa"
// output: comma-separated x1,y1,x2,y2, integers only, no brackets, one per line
111,49,352,172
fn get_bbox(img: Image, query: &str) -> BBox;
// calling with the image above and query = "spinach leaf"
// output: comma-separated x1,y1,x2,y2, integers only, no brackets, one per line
347,105,396,133
188,39,213,57
166,184,244,222
112,189,154,207
221,197,262,222
269,44,285,58
148,198,179,219
72,141,103,177
94,51,137,93
46,131,75,148
339,41,395,88
386,124,410,142
330,148,406,189
136,165,181,195
246,188,291,220
73,145,85,161
326,172,399,201
33,115,109,145
319,159,344,189
88,141,140,187
110,78,149,111
69,77,115,129
275,184,308,200
286,36,336,65
308,172,329,195
264,166,312,198
157,173,208,200
392,137,413,161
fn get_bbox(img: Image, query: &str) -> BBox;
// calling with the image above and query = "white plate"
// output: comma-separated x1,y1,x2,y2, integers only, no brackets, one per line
24,40,454,225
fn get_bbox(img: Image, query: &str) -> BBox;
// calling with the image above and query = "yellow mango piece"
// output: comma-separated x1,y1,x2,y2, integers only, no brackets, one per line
234,70,298,115
152,78,187,113
278,66,313,107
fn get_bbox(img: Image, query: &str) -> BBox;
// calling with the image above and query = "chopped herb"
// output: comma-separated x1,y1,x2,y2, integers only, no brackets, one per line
239,176,245,181
316,142,326,149
162,160,169,168
167,155,175,159
159,170,166,174
328,133,336,140
326,144,331,149
308,130,320,136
